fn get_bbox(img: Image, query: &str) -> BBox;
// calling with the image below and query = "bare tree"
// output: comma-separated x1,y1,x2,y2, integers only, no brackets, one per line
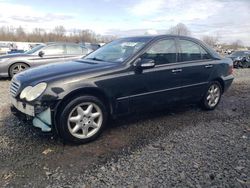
15,26,26,41
0,26,15,41
202,35,219,47
168,23,191,36
54,26,66,36
231,40,244,50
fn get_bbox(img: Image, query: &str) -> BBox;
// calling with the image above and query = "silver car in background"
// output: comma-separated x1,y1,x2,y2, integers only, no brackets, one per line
0,42,93,78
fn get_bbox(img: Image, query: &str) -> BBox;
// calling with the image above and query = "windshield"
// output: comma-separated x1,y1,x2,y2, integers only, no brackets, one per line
25,44,45,54
84,37,151,63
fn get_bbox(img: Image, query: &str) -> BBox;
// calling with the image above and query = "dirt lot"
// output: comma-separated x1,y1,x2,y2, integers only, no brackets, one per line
0,69,249,187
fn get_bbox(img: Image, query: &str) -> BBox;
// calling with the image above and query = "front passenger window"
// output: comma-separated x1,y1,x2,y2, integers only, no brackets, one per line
141,39,177,65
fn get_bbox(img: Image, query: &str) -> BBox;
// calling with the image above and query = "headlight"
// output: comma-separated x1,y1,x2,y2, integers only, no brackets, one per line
20,86,33,99
0,58,9,63
20,82,47,101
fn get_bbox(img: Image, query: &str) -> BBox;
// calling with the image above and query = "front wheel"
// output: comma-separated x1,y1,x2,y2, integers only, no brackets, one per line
57,96,108,144
201,81,222,110
9,63,29,78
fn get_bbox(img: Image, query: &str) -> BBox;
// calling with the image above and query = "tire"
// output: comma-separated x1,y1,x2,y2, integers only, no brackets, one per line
241,62,248,68
201,81,222,111
9,63,29,78
233,61,239,69
56,96,108,144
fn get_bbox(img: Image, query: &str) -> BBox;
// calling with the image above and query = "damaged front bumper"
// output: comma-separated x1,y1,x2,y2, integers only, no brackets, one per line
32,108,52,132
10,97,55,132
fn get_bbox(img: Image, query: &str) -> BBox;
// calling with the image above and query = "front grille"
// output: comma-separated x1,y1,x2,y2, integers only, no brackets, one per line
10,79,21,97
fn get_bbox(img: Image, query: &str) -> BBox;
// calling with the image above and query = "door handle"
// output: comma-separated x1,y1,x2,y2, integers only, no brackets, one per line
205,64,213,68
172,69,182,73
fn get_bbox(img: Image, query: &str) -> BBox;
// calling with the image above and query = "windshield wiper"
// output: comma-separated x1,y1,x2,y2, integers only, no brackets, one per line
86,57,104,61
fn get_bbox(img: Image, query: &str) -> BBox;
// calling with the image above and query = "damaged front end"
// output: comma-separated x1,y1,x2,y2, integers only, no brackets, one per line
11,99,55,132
32,108,52,132
10,78,61,132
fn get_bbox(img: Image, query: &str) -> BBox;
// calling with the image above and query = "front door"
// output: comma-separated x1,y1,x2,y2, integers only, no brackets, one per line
127,38,183,111
32,44,66,66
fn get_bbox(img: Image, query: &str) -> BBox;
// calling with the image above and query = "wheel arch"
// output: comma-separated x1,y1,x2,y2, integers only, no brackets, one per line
56,87,113,117
212,78,225,93
8,62,30,76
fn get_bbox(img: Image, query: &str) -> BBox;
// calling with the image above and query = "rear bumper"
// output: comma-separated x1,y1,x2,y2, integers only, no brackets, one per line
222,74,234,92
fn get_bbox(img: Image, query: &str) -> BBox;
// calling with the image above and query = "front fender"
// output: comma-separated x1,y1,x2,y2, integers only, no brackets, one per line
39,81,110,103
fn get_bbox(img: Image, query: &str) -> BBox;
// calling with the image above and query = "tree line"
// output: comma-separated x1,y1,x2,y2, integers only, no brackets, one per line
167,23,247,50
0,25,115,43
0,23,247,50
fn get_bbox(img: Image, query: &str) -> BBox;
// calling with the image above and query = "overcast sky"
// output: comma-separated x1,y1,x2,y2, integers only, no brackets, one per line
0,0,250,45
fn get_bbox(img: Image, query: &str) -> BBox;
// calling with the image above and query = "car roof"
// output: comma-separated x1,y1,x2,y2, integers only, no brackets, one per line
45,42,82,46
121,35,200,40
120,35,212,47
122,35,221,59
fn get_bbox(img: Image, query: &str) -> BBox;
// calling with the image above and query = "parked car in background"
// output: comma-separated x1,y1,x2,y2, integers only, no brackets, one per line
228,50,250,68
81,42,101,52
10,35,234,144
0,43,10,55
7,49,26,54
0,42,92,77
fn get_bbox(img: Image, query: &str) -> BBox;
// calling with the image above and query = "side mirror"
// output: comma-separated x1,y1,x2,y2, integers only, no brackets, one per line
38,51,44,57
134,58,155,69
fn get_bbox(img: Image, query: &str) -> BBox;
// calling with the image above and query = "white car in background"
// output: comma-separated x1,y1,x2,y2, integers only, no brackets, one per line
0,43,10,55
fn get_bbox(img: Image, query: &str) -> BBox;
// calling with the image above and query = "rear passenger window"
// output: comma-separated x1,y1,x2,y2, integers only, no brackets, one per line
179,40,201,61
43,45,64,55
66,45,84,55
141,39,177,65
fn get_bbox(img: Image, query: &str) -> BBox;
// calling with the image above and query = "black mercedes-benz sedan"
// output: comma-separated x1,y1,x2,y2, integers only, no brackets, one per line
10,35,234,144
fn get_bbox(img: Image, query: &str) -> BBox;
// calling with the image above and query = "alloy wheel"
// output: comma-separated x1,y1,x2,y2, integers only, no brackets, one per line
67,102,103,139
12,64,27,75
206,84,221,108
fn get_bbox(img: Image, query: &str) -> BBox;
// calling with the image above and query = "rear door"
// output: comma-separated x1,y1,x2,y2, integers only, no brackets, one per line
176,39,216,102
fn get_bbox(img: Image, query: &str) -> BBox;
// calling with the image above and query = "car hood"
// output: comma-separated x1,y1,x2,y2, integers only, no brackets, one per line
14,59,117,84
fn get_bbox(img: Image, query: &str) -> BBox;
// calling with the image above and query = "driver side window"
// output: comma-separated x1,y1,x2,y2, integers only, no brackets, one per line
141,39,177,65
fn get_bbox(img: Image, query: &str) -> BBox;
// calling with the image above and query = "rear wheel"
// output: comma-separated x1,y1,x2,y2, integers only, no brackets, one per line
9,63,29,77
201,81,222,110
57,96,107,144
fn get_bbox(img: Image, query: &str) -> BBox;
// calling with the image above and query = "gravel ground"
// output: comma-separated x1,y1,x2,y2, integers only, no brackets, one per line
0,69,249,187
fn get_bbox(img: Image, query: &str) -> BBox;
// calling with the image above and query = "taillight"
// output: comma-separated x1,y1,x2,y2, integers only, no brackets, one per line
229,65,233,75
